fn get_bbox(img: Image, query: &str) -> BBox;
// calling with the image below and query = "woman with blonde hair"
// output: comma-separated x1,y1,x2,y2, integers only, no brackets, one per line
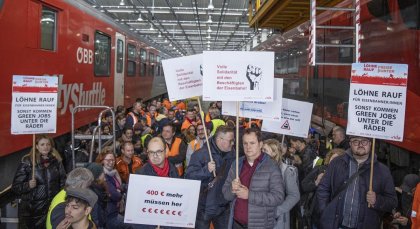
12,134,66,229
263,138,300,229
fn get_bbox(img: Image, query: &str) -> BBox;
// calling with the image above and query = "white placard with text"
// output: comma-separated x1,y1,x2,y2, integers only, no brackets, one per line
125,174,201,228
222,78,283,120
11,75,58,134
347,63,407,141
162,54,203,101
262,98,313,138
203,51,274,101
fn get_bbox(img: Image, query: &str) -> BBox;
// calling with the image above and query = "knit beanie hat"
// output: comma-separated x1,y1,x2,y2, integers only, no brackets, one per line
85,163,104,180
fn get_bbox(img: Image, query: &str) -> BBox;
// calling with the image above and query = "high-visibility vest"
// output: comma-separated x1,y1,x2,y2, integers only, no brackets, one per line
211,119,225,136
181,119,193,131
189,139,201,152
166,137,184,176
141,134,152,148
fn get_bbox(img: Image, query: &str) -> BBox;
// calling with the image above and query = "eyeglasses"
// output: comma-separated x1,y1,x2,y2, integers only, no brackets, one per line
219,137,235,144
103,159,115,163
148,149,165,157
350,139,370,146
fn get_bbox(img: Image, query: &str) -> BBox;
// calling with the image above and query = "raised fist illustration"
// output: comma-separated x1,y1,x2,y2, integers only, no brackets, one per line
246,64,262,90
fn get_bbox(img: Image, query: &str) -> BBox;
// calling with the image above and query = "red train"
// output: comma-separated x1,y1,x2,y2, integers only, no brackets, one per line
0,0,168,190
257,0,420,155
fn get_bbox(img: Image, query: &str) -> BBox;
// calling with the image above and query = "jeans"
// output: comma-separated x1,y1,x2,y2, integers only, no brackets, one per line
195,207,230,229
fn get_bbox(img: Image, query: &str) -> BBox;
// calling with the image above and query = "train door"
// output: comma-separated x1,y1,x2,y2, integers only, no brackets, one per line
114,32,125,107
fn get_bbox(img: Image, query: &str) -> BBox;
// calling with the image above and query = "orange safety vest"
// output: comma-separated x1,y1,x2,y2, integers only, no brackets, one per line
181,119,193,131
166,137,184,176
189,139,201,152
116,156,143,183
205,113,211,122
176,102,186,111
162,100,172,109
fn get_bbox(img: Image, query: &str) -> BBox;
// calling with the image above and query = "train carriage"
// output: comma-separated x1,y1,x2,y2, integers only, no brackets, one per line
0,0,168,190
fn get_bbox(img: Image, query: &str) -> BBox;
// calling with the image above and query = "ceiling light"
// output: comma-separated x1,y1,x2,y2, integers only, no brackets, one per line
208,0,214,10
137,15,143,21
169,43,172,47
206,34,211,39
207,47,210,50
164,39,168,43
207,40,211,44
149,24,154,31
158,33,162,38
207,15,213,23
119,0,125,6
207,26,212,33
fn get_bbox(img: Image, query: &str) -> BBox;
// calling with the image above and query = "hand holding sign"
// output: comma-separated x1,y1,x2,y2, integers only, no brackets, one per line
246,64,262,90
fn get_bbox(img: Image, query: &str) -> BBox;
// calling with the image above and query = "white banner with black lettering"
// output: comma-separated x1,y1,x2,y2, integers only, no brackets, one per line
262,98,313,138
11,75,58,134
162,54,203,101
222,78,283,120
346,63,408,141
125,174,200,228
202,51,274,101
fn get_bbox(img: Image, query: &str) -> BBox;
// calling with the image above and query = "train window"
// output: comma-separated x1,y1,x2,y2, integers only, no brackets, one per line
149,53,155,63
140,49,147,61
127,44,136,76
398,0,420,29
41,7,57,51
150,64,155,77
367,0,392,22
140,49,147,77
94,32,111,76
140,63,147,76
116,39,124,73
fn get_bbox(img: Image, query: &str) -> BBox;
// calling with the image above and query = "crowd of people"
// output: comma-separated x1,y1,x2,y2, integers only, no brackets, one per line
11,97,420,229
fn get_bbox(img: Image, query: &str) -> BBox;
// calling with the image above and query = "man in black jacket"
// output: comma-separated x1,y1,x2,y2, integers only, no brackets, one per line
316,136,397,229
185,126,236,229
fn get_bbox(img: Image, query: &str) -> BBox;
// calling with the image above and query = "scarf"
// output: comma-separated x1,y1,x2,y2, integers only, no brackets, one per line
150,159,170,177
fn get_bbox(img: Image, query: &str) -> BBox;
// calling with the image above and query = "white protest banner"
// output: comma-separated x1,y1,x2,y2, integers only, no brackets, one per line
346,63,407,141
203,51,274,101
162,54,203,101
262,98,313,138
11,75,58,135
222,78,283,120
124,174,200,228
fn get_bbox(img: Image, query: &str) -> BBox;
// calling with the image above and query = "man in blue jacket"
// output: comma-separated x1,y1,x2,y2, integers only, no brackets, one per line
185,125,236,229
316,136,397,229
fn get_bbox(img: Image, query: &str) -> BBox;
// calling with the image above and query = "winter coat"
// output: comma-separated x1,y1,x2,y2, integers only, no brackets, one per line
185,137,236,218
316,151,397,229
104,172,123,220
222,153,285,229
297,145,317,182
12,153,66,228
274,163,300,229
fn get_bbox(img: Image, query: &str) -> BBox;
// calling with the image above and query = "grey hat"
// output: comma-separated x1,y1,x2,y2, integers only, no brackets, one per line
401,174,420,193
85,163,104,180
66,187,98,207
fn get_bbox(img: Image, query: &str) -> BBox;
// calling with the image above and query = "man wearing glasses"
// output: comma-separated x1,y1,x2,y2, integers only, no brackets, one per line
317,136,397,229
136,137,179,178
185,125,236,229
